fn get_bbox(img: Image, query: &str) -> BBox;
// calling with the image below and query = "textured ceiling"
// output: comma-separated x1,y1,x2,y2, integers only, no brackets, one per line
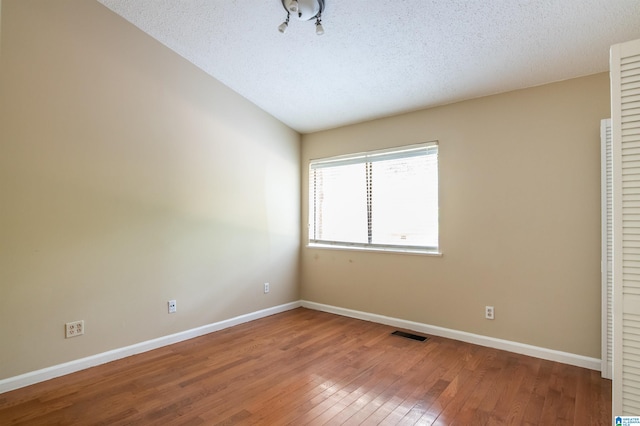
97,0,640,133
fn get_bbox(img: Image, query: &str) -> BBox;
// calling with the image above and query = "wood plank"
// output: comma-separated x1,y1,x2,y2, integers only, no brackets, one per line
0,308,612,425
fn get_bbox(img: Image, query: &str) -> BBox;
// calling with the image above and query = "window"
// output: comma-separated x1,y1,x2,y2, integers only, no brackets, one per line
308,142,439,254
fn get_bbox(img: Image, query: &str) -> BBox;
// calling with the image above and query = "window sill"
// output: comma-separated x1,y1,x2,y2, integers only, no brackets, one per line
306,243,442,256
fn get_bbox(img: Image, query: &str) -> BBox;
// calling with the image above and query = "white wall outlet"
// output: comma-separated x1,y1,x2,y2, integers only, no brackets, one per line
168,300,177,314
485,306,495,320
65,320,84,338
264,282,270,294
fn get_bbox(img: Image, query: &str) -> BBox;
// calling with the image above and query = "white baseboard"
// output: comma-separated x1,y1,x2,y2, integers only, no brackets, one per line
0,299,602,394
301,300,601,371
0,301,301,394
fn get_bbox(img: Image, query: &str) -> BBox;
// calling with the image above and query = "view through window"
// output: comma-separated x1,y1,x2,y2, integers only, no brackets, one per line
308,142,439,253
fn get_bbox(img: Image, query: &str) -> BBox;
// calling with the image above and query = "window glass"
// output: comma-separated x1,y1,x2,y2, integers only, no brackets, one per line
309,142,439,253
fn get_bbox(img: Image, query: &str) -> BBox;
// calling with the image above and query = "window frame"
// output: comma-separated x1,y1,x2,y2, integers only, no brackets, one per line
307,142,441,255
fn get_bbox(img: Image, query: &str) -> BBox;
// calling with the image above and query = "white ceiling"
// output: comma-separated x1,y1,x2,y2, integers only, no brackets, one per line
97,0,640,134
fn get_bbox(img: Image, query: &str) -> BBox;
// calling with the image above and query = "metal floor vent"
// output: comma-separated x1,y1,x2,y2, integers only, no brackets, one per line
391,330,428,342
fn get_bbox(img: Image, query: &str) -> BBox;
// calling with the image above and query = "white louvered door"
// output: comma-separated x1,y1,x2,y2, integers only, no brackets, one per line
612,38,640,416
602,118,613,380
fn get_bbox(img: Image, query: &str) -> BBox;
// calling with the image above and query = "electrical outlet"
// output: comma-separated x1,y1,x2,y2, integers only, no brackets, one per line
485,306,495,320
65,320,84,338
168,300,177,314
264,282,270,294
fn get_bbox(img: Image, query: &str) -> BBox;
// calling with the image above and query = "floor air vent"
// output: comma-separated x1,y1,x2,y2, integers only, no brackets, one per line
391,330,428,342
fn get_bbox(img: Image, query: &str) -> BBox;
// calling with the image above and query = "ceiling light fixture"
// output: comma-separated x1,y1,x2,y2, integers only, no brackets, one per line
315,15,324,35
278,0,325,35
278,13,290,33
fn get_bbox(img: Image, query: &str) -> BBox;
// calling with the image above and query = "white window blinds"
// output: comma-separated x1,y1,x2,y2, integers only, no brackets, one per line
309,143,439,252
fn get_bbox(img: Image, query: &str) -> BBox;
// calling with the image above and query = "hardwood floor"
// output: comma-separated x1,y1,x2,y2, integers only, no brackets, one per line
0,308,611,425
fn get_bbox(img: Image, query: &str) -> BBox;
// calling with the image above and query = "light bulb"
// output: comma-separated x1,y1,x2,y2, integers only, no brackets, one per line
315,22,324,35
288,0,299,13
278,21,288,33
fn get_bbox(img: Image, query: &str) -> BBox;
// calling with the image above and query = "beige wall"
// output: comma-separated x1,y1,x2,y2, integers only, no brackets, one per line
301,73,609,358
0,0,609,381
0,0,300,379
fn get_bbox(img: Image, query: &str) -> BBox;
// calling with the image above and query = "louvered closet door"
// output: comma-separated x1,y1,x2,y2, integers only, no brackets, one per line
602,118,613,380
612,38,640,416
